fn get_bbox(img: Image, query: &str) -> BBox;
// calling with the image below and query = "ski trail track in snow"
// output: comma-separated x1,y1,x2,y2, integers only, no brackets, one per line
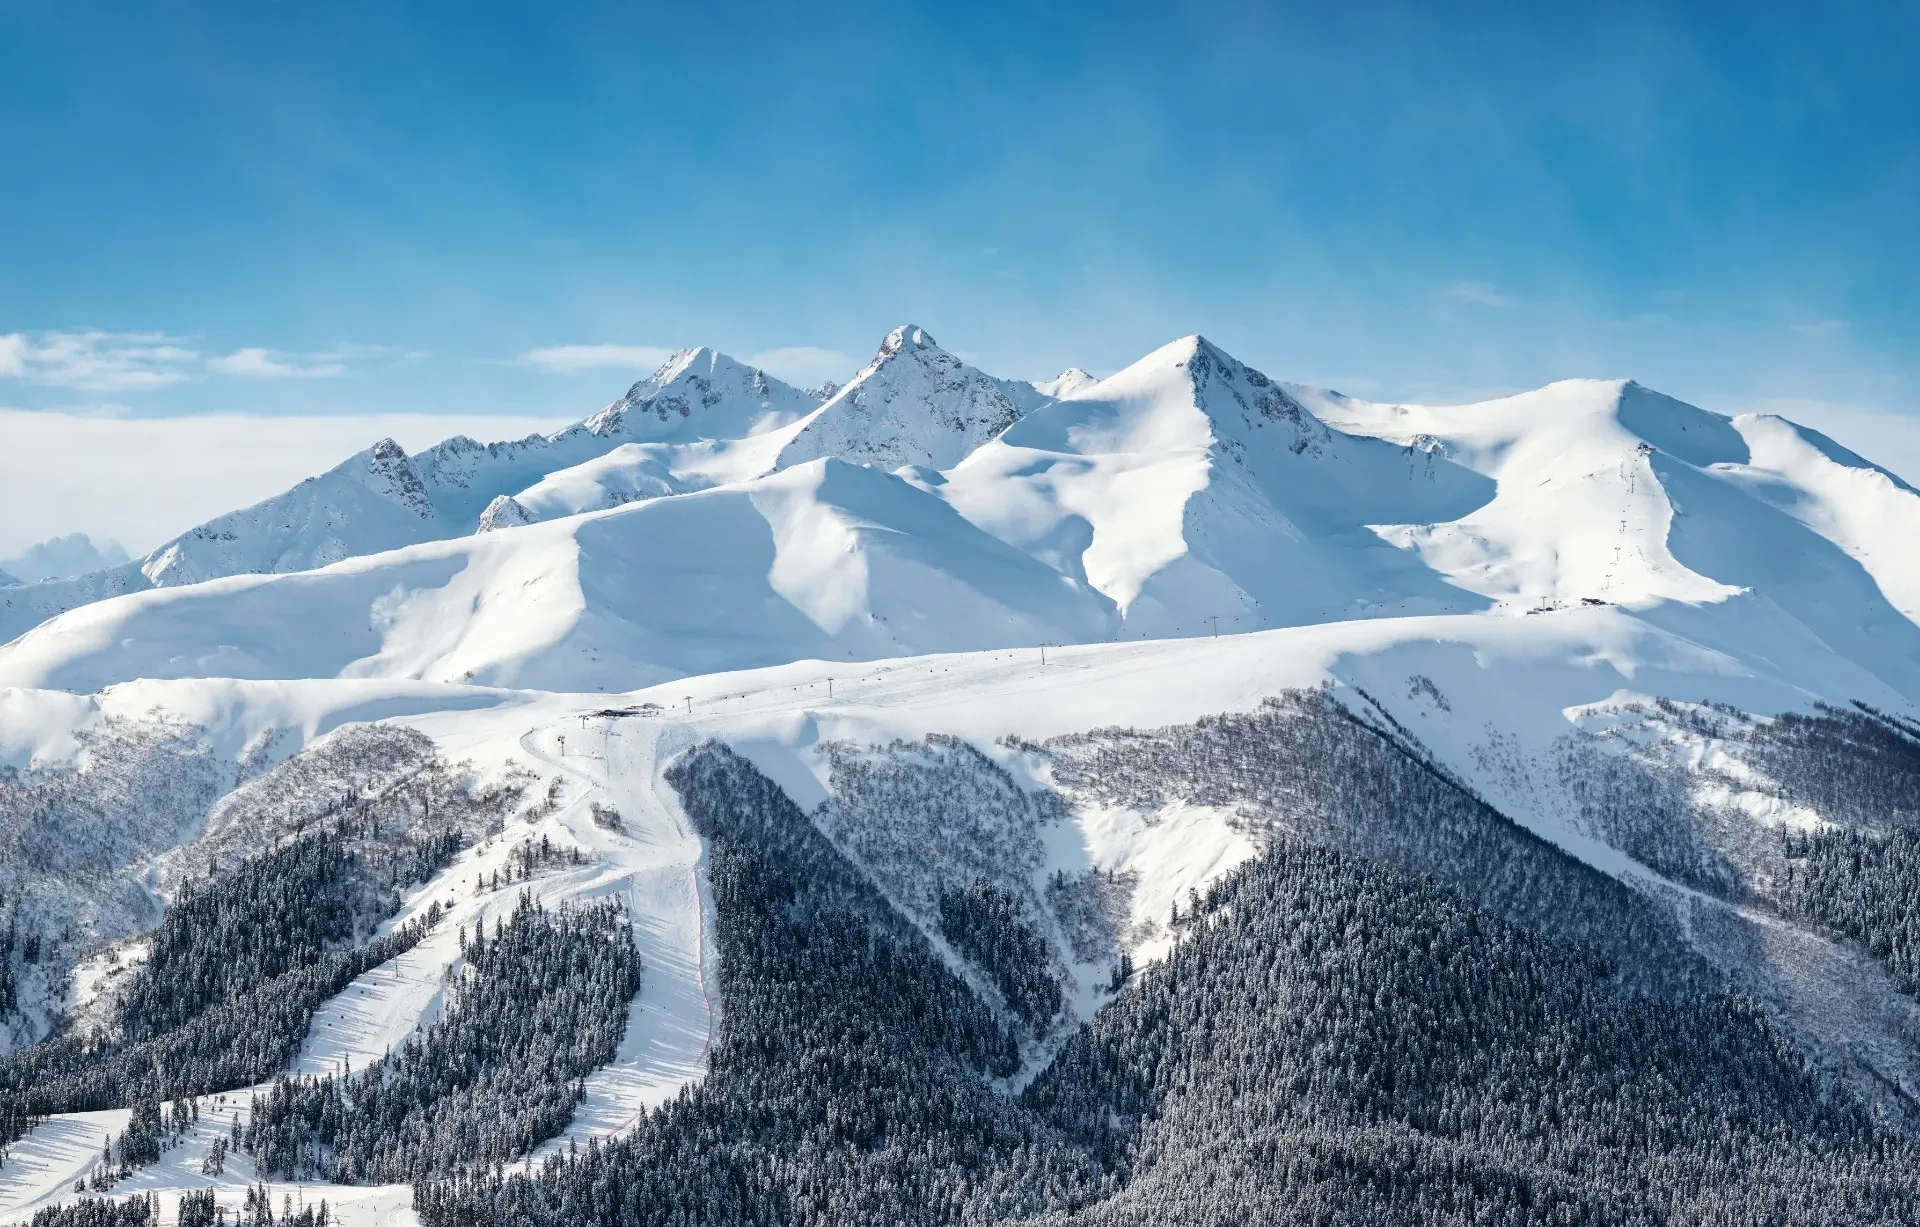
512,715,714,1162
11,606,1914,1224
0,713,716,1224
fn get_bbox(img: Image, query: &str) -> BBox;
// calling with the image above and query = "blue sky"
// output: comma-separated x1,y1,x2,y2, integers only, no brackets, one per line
1,0,1914,433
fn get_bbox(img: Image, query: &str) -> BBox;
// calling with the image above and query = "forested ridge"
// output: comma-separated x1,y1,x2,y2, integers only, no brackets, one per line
0,823,456,1163
27,1187,335,1227
240,893,640,1183
118,826,457,1044
16,694,1920,1224
1036,690,1711,995
415,738,1920,1227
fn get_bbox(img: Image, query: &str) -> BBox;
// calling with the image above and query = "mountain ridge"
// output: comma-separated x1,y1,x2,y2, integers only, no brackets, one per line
8,318,1920,1223
10,329,1920,714
773,325,1052,473
0,351,823,642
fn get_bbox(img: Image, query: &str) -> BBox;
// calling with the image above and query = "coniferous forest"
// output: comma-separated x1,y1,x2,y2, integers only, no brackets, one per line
240,893,640,1183
412,736,1920,1227
13,695,1920,1224
0,827,451,1157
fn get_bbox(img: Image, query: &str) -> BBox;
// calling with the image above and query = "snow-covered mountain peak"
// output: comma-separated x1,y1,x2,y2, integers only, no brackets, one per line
583,346,817,442
1310,377,1749,472
1015,334,1329,465
946,334,1489,636
134,437,441,589
15,328,1920,719
1181,335,1330,457
878,323,938,358
1299,377,1708,470
475,494,536,533
1735,411,1917,494
1032,367,1099,400
773,324,1039,472
362,438,436,513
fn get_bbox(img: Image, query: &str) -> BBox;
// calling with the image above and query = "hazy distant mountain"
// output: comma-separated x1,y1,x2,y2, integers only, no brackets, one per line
0,532,129,584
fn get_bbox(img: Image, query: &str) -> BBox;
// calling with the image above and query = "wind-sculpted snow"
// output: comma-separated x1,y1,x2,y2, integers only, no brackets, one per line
0,459,1117,694
1307,379,1743,611
944,336,1495,639
0,565,152,649
0,351,818,643
496,429,795,525
1304,377,1920,701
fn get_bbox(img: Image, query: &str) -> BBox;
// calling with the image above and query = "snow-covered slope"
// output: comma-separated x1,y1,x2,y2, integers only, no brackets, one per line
16,335,1920,709
6,589,1918,1226
774,326,1051,472
0,459,1115,694
1300,379,1746,610
499,427,803,525
139,438,450,587
1301,378,1920,700
0,350,820,642
16,331,1920,1224
943,336,1493,638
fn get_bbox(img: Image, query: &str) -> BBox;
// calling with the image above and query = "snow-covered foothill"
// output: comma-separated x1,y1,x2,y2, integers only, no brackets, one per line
3,579,1920,1223
0,350,820,643
1300,377,1920,700
0,459,1117,695
943,336,1494,638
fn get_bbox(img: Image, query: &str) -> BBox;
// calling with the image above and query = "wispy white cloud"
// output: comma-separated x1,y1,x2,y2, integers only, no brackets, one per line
0,331,406,389
1789,319,1851,338
1442,282,1515,308
207,347,348,380
747,346,855,390
0,329,200,390
0,333,25,378
517,344,678,374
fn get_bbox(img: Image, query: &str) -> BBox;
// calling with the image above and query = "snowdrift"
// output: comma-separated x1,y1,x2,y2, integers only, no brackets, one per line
0,459,1115,694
